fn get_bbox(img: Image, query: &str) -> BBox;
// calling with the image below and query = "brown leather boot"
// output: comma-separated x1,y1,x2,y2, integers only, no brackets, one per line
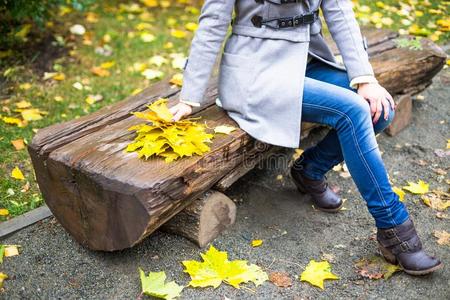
377,218,442,275
290,166,343,212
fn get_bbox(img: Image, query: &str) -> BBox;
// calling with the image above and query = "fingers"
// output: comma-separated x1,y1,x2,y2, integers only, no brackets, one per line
172,110,184,122
381,97,390,121
372,97,383,124
368,96,377,118
385,90,396,111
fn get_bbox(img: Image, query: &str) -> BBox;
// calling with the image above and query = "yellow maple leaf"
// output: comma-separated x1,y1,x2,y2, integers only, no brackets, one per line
402,180,429,194
182,245,268,289
3,116,25,127
0,272,8,288
15,100,32,109
139,269,184,300
170,29,187,39
100,61,115,69
11,166,25,180
169,73,183,87
4,245,19,257
21,108,46,121
251,239,263,247
127,99,213,162
447,139,450,149
300,260,339,289
185,22,198,31
0,209,9,216
393,186,406,202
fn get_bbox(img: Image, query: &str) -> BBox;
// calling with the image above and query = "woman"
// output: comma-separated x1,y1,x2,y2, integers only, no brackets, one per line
169,0,442,275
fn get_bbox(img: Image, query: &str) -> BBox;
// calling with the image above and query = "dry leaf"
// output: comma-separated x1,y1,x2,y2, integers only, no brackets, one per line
433,230,450,246
169,73,183,86
91,66,110,77
214,125,236,135
0,272,7,288
269,272,292,287
421,192,450,211
355,256,401,279
0,209,9,216
4,245,19,257
11,139,25,150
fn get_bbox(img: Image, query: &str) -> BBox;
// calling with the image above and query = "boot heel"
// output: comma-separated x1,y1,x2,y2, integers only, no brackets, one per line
379,245,398,265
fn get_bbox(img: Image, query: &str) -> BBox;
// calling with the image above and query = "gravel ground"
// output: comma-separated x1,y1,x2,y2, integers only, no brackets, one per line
1,68,449,300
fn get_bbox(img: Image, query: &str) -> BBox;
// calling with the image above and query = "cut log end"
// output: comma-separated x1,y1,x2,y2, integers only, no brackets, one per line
161,191,236,248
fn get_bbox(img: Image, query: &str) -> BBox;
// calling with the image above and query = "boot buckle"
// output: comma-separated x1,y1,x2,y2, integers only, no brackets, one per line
400,241,410,252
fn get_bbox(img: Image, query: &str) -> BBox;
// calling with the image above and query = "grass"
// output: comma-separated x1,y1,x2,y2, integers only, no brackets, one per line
0,0,448,219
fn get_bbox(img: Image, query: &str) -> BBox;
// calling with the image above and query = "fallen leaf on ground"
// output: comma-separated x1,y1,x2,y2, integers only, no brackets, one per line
4,245,19,257
251,239,263,247
393,186,406,202
182,245,268,289
433,230,450,246
91,66,110,77
403,180,429,194
269,272,292,287
11,139,25,150
421,192,450,211
299,260,339,289
11,166,25,180
70,24,86,35
169,73,183,86
354,256,401,280
0,209,9,216
0,272,7,288
139,268,184,300
21,108,46,121
141,69,163,80
214,125,236,135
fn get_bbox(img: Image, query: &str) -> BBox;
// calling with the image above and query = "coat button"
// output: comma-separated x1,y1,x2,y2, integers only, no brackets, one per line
251,15,263,28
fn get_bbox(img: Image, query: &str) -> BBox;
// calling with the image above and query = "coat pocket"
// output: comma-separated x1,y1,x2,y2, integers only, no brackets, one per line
218,52,254,115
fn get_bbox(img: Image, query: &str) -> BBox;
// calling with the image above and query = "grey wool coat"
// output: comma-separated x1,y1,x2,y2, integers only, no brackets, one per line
179,0,375,148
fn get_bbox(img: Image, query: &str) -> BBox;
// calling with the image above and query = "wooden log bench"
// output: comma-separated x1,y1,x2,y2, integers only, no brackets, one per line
28,29,446,251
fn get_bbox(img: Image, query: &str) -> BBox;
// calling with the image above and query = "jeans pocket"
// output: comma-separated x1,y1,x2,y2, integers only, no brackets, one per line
218,52,254,115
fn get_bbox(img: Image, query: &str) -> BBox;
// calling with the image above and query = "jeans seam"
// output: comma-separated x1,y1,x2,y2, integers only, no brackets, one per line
303,102,397,226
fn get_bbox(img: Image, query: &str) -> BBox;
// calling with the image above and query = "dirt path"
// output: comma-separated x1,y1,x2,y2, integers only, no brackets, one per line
1,68,449,299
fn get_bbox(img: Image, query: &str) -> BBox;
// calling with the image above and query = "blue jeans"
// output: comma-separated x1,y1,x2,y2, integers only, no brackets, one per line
298,58,409,228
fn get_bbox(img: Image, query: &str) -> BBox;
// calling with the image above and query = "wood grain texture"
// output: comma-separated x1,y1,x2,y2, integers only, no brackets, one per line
28,29,446,251
160,190,236,247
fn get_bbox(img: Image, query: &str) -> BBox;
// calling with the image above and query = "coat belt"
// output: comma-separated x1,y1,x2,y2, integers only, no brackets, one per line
251,10,319,29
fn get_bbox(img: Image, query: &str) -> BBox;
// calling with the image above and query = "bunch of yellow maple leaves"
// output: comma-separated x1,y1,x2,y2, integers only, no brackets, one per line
126,98,235,162
139,245,339,300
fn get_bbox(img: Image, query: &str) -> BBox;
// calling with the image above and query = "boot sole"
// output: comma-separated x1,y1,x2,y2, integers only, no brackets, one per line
292,176,343,213
379,245,444,275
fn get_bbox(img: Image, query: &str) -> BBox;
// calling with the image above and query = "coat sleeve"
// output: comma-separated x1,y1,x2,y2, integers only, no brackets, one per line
179,0,235,107
321,0,375,81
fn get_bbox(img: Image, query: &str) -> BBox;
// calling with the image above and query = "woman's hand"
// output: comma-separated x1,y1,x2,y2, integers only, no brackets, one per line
169,102,193,122
357,82,395,124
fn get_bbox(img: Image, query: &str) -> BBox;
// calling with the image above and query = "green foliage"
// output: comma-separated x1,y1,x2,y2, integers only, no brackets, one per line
0,0,95,47
394,37,423,51
0,0,94,25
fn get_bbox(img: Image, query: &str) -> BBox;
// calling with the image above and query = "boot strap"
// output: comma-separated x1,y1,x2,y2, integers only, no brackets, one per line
378,226,416,247
390,235,422,255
